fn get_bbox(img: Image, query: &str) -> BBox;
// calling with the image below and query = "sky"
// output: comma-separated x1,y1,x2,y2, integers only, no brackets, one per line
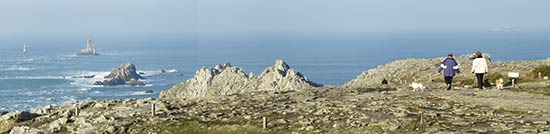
1,0,549,37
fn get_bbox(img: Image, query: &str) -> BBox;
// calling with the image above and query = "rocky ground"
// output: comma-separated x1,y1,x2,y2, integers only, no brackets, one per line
2,86,550,134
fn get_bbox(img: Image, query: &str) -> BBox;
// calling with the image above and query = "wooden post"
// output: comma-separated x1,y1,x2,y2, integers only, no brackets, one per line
262,117,267,129
151,103,156,116
75,106,79,116
539,72,542,79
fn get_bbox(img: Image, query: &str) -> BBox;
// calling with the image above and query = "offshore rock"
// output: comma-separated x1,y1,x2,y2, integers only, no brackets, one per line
160,60,321,99
94,63,145,86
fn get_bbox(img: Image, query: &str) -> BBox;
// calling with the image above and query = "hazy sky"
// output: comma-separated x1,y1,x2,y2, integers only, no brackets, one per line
1,0,549,37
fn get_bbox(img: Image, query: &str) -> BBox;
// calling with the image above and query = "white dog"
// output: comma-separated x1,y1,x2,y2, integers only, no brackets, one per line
410,82,425,92
495,78,504,90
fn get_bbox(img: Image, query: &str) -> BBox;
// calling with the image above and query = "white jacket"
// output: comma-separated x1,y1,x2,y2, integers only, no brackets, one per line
471,58,489,74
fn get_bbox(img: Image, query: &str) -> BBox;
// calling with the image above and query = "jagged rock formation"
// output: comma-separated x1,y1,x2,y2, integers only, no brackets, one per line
344,54,550,89
160,60,321,99
94,63,145,86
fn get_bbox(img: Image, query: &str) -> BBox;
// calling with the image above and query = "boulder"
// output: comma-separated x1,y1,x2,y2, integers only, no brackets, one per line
49,118,68,132
31,105,54,115
160,60,321,99
94,63,145,86
9,126,45,134
0,112,38,122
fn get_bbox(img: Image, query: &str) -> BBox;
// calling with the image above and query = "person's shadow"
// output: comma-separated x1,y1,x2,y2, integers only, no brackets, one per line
483,79,492,88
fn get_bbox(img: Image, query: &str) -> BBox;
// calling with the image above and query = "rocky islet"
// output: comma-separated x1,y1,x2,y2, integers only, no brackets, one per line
93,63,146,86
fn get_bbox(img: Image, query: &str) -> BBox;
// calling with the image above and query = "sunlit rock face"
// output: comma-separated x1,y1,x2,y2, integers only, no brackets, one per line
160,60,321,100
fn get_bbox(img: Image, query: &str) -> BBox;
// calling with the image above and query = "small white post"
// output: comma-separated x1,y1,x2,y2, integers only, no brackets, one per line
512,79,516,88
75,106,79,116
262,117,267,129
151,103,156,116
539,72,542,79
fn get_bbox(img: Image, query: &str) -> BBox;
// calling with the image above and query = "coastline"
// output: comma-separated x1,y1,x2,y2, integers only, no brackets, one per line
2,56,550,133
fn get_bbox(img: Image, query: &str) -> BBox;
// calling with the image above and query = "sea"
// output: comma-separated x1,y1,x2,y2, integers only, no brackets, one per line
1,31,549,111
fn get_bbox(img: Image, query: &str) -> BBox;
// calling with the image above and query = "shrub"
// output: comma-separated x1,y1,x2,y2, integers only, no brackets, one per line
533,65,550,78
485,72,507,83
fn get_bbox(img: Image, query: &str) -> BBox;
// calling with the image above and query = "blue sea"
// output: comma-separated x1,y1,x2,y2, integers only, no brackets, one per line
1,31,549,111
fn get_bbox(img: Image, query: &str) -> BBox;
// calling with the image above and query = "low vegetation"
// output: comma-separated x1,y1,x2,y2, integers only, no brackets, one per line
532,65,550,78
0,119,16,133
511,88,550,96
141,121,269,134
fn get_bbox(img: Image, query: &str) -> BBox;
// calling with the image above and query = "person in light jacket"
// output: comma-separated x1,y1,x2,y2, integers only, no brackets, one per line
438,53,460,90
471,51,489,90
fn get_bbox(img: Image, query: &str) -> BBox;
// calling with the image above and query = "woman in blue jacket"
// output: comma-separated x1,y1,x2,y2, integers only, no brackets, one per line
438,53,460,90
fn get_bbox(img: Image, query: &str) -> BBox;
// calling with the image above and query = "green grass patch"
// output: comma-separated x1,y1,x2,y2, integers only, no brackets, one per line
511,88,550,96
458,79,475,86
533,65,550,78
146,121,270,134
497,107,534,115
485,73,506,83
0,119,16,134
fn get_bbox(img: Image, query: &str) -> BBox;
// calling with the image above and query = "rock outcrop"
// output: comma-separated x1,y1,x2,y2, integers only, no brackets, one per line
94,63,145,86
344,54,550,89
160,60,321,99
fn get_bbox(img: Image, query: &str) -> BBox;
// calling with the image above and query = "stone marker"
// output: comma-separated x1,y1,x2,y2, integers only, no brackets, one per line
75,106,79,116
151,103,156,116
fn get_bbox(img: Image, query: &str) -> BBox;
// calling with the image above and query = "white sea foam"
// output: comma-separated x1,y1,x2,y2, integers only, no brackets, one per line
67,71,110,88
111,91,155,96
0,76,66,80
78,88,92,91
130,91,155,96
0,66,36,72
61,96,78,104
139,69,178,77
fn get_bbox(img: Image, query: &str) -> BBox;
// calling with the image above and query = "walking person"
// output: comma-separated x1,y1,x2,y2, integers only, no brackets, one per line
438,53,460,90
471,51,489,90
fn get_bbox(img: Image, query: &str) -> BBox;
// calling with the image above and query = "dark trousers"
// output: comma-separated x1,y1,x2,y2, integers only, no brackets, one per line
444,76,453,89
476,73,485,89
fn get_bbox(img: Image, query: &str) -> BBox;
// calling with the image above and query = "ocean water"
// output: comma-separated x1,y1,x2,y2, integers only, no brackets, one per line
1,31,549,111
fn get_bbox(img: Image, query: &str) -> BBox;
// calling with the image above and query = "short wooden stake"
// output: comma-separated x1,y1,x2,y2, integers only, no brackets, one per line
512,79,516,88
539,72,542,79
75,106,79,116
262,117,267,129
151,103,156,116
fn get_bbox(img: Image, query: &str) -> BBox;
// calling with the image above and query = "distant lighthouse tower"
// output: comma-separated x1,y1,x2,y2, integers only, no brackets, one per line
76,37,99,56
86,37,96,54
22,43,28,55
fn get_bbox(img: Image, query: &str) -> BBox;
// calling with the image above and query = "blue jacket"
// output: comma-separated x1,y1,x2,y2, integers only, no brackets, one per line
438,58,460,77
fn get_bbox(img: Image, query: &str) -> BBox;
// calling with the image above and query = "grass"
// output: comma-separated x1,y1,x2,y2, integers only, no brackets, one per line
511,88,550,96
533,65,550,78
497,107,534,115
485,72,506,83
139,120,271,134
0,119,16,134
